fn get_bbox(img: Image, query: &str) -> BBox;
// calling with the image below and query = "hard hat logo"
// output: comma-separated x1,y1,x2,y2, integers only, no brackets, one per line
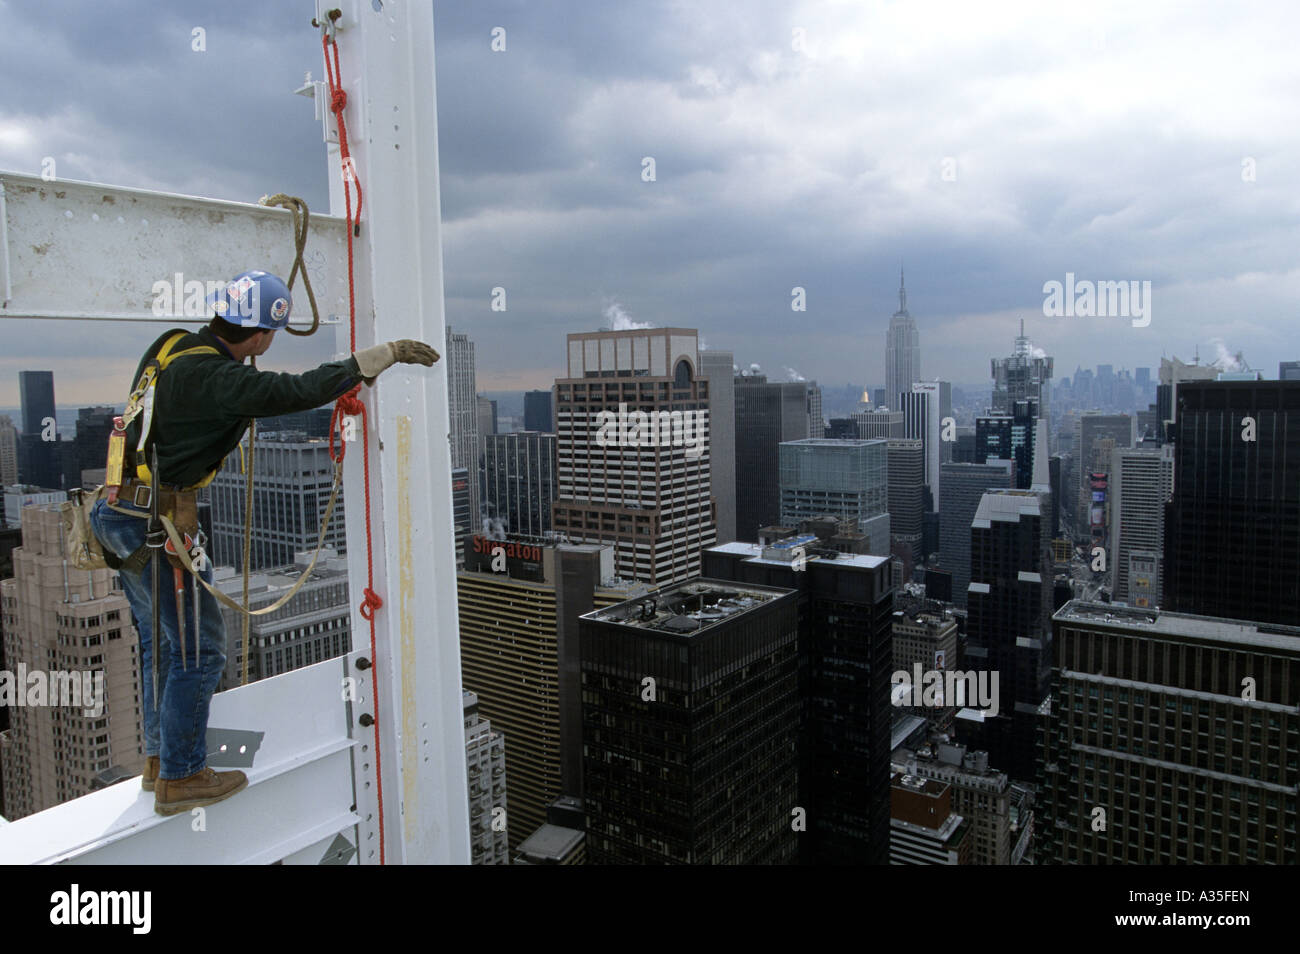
206,270,293,331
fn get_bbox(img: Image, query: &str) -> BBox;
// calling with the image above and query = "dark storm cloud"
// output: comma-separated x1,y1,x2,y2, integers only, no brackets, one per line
2,0,1299,405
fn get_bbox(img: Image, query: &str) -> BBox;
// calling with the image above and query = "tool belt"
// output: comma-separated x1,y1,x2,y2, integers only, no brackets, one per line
109,479,201,572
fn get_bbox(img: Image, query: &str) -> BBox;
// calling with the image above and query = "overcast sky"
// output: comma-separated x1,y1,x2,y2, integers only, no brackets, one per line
2,0,1298,408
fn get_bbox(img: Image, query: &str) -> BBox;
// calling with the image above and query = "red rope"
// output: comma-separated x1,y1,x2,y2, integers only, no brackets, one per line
323,29,385,866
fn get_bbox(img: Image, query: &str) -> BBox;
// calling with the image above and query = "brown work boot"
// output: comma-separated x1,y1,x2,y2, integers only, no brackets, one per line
154,767,248,816
141,756,160,792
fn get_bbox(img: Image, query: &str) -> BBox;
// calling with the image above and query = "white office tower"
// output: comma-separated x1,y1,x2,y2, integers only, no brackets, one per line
553,328,716,586
1110,444,1174,607
464,690,508,865
446,326,481,533
885,270,921,406
902,381,948,511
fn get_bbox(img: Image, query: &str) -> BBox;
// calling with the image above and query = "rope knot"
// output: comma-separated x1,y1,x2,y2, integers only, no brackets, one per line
360,587,384,620
330,88,348,112
336,389,365,417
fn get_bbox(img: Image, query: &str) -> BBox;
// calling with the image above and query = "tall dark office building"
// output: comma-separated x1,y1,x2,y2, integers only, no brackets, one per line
704,540,895,864
1038,601,1299,864
734,373,812,541
1165,380,1300,626
17,371,60,488
962,488,1053,782
937,460,1014,608
975,398,1038,489
18,371,55,439
73,406,116,480
481,431,557,537
887,438,924,567
524,389,553,433
580,580,801,864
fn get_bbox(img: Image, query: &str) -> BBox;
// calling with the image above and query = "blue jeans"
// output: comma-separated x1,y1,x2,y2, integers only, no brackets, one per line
90,497,226,780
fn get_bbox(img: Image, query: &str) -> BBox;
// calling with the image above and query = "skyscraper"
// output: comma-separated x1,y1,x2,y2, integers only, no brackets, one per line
552,328,715,586
887,438,924,567
854,408,905,439
734,373,813,541
463,690,509,865
1110,444,1174,607
0,504,143,819
72,407,116,484
458,537,632,850
975,398,1039,489
17,371,59,489
963,488,1053,782
884,270,920,407
476,395,497,440
481,431,557,537
991,320,1053,430
1038,601,1299,864
778,438,889,553
580,579,801,864
1165,380,1300,625
209,434,346,571
938,459,1015,608
446,326,481,532
523,389,553,433
451,466,471,570
703,541,895,864
902,382,949,511
0,416,18,488
699,350,737,544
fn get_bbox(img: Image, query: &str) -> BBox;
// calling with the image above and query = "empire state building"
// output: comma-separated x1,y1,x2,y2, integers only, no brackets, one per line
884,269,920,408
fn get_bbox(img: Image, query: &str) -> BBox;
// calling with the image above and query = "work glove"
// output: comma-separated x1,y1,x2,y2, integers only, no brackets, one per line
353,339,440,381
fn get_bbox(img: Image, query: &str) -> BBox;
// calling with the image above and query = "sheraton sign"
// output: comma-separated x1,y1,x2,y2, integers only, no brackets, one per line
470,536,543,562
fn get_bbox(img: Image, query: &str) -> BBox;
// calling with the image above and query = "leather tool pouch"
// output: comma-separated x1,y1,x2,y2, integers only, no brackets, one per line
164,491,200,570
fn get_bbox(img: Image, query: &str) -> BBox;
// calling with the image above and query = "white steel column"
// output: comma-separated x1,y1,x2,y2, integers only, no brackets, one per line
319,0,469,865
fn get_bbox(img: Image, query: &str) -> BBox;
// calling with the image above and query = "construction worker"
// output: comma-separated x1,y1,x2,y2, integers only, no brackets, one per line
89,269,438,816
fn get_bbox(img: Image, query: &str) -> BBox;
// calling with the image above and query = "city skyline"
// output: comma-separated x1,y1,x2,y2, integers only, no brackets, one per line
3,1,1299,403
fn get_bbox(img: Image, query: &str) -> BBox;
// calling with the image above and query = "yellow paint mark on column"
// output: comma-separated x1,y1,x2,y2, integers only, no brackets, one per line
397,415,419,820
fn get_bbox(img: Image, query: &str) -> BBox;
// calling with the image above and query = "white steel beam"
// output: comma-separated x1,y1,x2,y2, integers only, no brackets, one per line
0,659,360,865
319,0,470,865
0,172,347,328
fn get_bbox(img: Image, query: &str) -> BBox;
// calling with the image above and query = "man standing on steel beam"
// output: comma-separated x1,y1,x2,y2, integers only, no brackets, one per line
89,269,438,816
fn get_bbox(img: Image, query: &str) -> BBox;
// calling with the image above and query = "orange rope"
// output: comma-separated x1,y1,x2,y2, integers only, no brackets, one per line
323,26,385,866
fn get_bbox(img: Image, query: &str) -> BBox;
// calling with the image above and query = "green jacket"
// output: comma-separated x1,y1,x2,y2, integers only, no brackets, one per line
125,327,362,488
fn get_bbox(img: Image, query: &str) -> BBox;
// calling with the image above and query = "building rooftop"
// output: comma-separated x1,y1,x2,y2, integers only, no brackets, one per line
582,579,789,637
709,540,889,570
1054,600,1300,651
515,823,584,862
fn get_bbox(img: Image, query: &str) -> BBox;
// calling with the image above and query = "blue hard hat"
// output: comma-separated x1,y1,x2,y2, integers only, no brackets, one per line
208,270,293,331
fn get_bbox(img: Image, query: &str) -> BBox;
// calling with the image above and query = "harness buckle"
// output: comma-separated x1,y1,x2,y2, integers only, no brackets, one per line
133,483,152,510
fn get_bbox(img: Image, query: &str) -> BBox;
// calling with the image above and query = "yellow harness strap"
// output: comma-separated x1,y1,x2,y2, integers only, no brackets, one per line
125,331,221,490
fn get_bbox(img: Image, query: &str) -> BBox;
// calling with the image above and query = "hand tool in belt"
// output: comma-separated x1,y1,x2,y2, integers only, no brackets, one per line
145,444,165,709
